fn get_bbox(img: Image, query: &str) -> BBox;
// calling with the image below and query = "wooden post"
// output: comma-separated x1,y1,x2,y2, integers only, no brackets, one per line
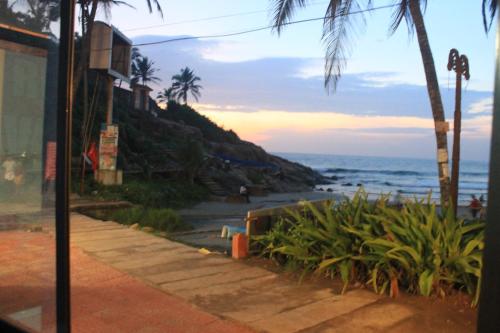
106,75,114,125
447,49,470,216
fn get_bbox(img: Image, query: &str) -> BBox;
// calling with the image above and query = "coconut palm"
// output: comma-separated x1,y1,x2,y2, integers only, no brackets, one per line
271,0,456,202
157,87,175,104
131,56,161,86
170,67,202,105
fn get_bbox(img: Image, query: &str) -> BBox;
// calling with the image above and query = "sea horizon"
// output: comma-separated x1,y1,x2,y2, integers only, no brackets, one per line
275,151,489,205
271,151,490,164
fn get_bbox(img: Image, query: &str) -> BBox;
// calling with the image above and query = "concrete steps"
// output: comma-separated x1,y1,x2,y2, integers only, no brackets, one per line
198,173,228,196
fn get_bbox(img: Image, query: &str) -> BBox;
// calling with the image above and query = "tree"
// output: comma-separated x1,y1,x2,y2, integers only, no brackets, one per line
270,0,455,202
170,67,203,105
131,56,161,86
157,87,175,104
177,140,205,184
3,0,59,33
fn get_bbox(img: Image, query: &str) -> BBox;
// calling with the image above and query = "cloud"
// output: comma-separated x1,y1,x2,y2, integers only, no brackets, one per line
197,108,435,142
467,97,493,114
191,103,255,112
133,34,493,159
462,115,493,138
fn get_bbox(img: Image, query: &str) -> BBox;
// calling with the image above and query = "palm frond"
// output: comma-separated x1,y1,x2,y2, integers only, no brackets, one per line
388,0,427,36
271,0,308,34
322,0,365,91
483,0,497,33
146,0,163,17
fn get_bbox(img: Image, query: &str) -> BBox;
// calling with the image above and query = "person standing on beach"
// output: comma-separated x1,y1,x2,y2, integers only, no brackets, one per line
240,185,250,203
469,195,482,219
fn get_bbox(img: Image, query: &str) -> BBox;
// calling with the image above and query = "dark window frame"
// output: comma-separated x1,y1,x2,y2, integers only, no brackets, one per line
0,1,74,332
478,5,500,332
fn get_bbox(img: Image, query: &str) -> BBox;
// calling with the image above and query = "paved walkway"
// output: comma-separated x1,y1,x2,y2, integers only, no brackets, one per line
71,213,453,333
3,213,473,332
0,226,253,333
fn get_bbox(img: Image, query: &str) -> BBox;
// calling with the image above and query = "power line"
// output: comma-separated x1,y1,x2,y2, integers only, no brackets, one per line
122,0,330,33
123,9,268,32
132,4,398,48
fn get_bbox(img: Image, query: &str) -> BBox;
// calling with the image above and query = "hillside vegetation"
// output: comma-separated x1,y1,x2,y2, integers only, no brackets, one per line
73,86,325,208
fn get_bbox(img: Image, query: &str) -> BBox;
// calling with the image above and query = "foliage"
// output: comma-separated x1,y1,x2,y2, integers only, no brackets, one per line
80,176,210,209
2,0,59,33
483,0,497,32
253,189,485,306
159,101,240,143
157,87,175,104
177,139,205,184
170,67,203,104
131,56,161,86
86,206,190,233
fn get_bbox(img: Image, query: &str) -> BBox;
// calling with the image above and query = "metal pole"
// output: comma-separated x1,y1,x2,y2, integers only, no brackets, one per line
448,49,470,216
478,6,500,332
450,58,462,215
56,0,75,332
106,76,114,125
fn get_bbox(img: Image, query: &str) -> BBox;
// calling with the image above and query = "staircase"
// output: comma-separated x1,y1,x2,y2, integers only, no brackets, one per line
197,173,228,196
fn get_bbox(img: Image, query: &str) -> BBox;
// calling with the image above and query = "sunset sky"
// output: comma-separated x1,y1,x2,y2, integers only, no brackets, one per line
101,0,496,161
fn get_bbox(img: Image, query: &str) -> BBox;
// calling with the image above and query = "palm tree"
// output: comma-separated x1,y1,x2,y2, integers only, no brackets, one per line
157,87,175,104
170,67,203,105
131,56,161,86
271,0,455,202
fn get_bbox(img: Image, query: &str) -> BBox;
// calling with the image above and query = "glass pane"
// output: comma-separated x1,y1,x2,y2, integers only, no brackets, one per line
0,1,62,331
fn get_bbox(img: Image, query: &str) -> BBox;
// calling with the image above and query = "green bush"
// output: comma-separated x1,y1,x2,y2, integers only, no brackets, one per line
82,177,209,209
253,189,484,306
89,207,191,233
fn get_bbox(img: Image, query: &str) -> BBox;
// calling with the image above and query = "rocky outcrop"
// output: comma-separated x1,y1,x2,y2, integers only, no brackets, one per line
115,88,327,194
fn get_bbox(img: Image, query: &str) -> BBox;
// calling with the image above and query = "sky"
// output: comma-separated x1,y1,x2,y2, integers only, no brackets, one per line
97,0,496,161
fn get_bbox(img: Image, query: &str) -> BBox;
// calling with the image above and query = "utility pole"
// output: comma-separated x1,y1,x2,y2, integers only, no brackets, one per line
447,48,470,217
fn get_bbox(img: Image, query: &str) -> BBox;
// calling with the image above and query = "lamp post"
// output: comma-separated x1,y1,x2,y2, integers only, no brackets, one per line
447,48,470,217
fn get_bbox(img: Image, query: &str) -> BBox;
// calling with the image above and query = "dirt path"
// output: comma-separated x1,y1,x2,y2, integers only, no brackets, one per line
71,213,476,333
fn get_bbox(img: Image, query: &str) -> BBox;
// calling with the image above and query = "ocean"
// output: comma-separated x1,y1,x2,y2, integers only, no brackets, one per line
276,152,489,205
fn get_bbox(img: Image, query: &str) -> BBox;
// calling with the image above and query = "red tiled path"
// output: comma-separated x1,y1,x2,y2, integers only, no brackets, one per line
0,230,255,333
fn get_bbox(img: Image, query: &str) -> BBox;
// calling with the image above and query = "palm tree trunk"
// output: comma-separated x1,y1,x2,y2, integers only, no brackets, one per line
409,0,451,204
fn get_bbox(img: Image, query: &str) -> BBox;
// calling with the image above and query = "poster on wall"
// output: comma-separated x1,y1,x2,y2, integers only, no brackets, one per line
99,124,118,171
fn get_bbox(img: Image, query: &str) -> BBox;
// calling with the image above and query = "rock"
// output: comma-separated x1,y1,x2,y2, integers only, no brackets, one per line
142,227,154,233
317,188,324,191
129,223,140,230
357,183,362,187
326,188,333,192
342,183,353,187
330,175,339,181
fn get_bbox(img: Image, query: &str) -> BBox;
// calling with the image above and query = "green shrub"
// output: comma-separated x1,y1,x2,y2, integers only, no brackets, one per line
82,177,209,209
93,207,191,233
253,189,484,306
